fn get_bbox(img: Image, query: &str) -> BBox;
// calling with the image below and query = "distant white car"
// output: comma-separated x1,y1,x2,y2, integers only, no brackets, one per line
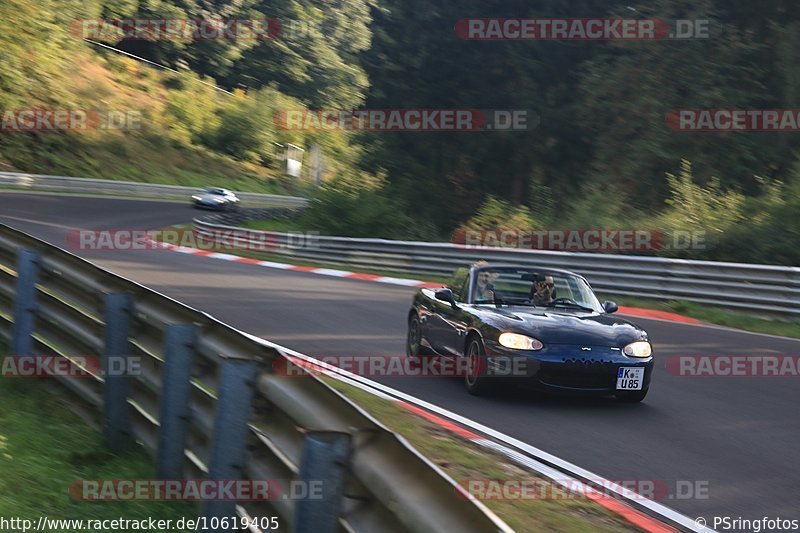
191,187,240,211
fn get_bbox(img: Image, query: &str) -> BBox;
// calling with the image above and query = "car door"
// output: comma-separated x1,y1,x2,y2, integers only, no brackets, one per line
424,297,453,354
436,303,468,355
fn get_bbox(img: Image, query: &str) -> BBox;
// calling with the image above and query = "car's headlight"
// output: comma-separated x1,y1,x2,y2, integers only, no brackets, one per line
623,341,652,358
498,332,543,350
191,195,201,200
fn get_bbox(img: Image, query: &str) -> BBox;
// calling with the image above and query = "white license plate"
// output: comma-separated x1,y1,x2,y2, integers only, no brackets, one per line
616,367,645,390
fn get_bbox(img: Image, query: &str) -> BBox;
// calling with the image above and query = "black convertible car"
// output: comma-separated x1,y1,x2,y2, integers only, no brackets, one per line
406,264,654,401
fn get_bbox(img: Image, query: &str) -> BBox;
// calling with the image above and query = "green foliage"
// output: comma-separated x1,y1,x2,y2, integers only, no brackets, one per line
163,72,222,145
0,372,197,522
659,159,745,237
448,267,470,299
204,88,277,163
561,185,630,229
0,0,374,194
460,196,538,232
577,0,773,203
710,179,800,265
96,0,258,77
0,0,98,108
226,0,374,109
528,182,555,226
98,0,137,18
358,0,800,257
302,178,439,240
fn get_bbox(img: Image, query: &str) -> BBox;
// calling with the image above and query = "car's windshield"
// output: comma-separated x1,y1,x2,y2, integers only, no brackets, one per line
203,188,226,195
471,267,603,312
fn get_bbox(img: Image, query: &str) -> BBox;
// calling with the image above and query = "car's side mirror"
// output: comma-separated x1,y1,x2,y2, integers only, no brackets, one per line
603,300,618,314
435,288,458,309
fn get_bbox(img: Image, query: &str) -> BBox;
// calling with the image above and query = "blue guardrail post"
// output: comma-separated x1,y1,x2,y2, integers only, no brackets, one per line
156,324,197,478
11,249,39,356
202,356,258,530
293,431,351,533
103,292,133,452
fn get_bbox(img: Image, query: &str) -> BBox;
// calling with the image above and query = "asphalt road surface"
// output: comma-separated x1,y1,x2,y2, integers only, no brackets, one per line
2,192,799,522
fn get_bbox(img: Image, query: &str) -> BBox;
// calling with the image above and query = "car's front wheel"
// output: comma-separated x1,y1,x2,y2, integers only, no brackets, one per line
616,388,649,403
465,336,493,396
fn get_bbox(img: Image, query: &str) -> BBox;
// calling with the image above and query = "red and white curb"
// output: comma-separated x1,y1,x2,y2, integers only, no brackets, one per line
154,241,441,288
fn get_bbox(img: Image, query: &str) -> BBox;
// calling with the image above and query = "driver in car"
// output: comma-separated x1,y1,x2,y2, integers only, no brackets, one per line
473,262,496,302
531,275,555,305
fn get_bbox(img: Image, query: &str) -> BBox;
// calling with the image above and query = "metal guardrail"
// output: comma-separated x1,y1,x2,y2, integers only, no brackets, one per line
0,171,308,208
0,224,509,533
194,217,800,316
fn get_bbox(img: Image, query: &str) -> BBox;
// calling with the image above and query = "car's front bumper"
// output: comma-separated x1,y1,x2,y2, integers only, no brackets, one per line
483,341,654,395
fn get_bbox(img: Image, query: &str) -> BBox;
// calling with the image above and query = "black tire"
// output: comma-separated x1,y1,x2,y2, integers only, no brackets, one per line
406,315,425,367
465,336,493,396
616,388,649,403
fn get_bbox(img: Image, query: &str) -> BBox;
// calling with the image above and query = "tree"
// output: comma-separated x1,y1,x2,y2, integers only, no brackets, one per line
577,0,781,205
224,0,374,109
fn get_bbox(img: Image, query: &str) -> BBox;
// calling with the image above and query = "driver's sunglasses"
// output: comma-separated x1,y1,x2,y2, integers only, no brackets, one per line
537,281,554,288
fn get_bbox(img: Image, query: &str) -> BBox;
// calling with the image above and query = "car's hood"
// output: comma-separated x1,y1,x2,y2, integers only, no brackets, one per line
481,306,648,346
